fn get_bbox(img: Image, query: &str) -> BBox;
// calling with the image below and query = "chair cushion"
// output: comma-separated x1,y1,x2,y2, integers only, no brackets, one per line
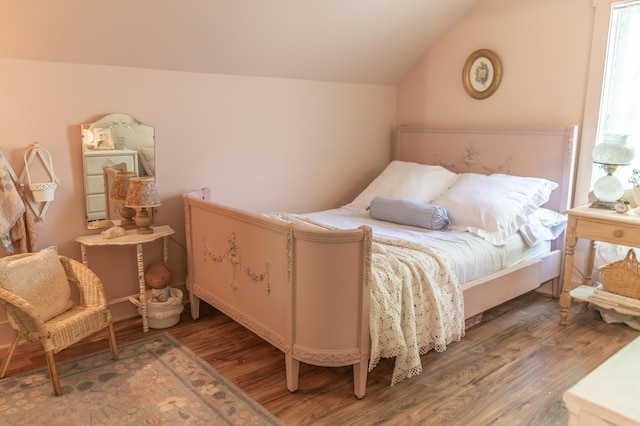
0,247,74,321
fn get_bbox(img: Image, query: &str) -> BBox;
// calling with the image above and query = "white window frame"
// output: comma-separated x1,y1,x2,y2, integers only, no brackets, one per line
578,0,640,205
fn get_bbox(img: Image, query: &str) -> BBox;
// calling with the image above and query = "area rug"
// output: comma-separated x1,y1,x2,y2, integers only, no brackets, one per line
0,333,283,425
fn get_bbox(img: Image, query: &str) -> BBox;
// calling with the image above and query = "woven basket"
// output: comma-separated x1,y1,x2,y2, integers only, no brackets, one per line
599,248,640,299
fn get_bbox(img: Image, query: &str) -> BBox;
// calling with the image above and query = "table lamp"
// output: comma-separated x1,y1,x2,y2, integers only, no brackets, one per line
125,177,161,234
109,171,137,225
591,134,635,208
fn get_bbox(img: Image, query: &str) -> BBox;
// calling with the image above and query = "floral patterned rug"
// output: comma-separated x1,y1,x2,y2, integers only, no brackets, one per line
0,333,283,425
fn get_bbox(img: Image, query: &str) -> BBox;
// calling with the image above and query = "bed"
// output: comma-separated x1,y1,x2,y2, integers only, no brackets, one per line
183,125,578,398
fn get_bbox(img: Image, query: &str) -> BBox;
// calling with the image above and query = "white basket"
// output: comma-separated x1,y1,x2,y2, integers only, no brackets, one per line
29,182,57,202
24,143,59,202
129,288,184,329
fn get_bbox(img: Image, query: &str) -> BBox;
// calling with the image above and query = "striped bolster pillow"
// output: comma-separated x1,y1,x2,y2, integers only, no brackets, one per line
369,196,450,230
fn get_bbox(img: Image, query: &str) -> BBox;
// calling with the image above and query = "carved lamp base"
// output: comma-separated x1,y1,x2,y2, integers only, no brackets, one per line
134,208,155,234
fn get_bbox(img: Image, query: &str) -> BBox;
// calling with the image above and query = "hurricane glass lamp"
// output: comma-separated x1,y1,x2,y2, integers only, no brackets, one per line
109,171,137,225
125,177,161,234
592,134,635,207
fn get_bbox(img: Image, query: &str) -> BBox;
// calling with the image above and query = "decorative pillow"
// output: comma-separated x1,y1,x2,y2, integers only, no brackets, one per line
519,208,568,247
431,173,558,245
369,196,450,230
344,161,458,211
0,246,74,322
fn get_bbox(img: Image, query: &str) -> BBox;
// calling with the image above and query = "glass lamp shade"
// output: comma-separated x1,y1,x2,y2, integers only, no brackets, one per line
592,134,635,165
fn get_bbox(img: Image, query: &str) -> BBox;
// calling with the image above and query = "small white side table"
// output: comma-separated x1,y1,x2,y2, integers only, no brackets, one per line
563,336,640,425
75,225,175,332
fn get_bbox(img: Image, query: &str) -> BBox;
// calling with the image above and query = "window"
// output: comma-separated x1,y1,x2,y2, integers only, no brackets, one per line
594,0,640,186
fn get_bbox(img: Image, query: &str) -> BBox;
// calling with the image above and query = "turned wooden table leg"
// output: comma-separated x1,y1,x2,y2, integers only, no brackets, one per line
136,243,149,332
585,240,597,286
580,240,597,313
559,218,577,325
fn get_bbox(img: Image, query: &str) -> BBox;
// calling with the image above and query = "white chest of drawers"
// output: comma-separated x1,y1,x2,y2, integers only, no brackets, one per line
83,148,138,221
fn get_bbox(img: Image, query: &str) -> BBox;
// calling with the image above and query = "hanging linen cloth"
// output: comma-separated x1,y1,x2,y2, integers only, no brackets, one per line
9,203,37,254
0,150,25,254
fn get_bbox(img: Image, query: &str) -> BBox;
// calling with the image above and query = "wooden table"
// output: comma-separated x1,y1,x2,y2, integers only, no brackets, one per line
560,205,640,324
75,225,175,332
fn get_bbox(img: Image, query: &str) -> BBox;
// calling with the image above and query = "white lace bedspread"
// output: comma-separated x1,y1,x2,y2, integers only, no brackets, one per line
267,212,465,385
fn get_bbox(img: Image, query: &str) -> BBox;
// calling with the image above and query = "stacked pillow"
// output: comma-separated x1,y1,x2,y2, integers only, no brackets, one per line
345,161,561,246
430,173,558,245
344,161,458,211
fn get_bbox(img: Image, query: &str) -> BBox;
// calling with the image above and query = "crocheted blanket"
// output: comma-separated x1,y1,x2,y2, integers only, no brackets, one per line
268,212,465,385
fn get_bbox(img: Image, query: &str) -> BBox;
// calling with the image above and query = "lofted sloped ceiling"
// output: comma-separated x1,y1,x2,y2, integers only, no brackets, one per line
0,0,479,85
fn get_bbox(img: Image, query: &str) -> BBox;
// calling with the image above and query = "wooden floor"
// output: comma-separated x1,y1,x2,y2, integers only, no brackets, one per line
2,291,638,425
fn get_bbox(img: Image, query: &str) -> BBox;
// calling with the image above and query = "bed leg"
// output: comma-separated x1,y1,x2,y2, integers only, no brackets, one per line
353,359,368,399
189,292,200,320
285,354,299,392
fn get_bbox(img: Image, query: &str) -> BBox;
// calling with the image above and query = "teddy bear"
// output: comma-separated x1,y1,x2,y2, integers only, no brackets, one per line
145,261,172,302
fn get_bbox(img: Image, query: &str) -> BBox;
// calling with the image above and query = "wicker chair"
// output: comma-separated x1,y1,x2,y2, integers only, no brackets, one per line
0,253,118,396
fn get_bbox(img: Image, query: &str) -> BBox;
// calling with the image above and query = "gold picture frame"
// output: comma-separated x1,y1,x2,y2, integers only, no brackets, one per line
462,49,502,99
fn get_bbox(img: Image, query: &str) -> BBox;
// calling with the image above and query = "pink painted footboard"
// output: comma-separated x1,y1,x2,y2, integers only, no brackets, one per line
184,191,372,398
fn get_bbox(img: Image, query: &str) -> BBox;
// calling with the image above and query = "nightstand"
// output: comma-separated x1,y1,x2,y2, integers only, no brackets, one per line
559,205,640,324
75,225,175,332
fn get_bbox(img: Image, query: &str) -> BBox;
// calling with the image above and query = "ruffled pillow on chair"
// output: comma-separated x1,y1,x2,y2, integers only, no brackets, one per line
0,246,74,321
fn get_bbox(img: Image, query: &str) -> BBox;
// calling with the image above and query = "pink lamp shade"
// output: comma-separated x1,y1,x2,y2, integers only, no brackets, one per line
109,171,137,225
125,177,161,208
109,171,137,201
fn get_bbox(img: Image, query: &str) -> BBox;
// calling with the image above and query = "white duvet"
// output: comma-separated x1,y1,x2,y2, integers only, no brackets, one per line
302,208,506,284
268,208,506,385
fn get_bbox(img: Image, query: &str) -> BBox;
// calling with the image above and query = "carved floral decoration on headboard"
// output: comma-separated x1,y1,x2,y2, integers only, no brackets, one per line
202,233,271,294
435,142,514,174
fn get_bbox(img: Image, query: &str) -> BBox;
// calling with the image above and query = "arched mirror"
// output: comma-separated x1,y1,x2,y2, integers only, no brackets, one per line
81,113,155,228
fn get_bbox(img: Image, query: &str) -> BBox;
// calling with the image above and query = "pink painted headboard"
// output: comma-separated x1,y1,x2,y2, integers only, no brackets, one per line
394,125,579,215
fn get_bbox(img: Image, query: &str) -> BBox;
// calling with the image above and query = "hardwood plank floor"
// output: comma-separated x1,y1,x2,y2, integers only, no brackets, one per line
2,291,638,425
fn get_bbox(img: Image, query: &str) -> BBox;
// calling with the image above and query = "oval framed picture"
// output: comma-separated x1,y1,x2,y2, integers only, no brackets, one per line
462,49,502,99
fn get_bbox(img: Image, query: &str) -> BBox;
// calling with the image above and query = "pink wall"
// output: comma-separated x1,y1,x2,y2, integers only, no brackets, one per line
398,0,594,129
0,0,606,347
396,0,601,293
0,59,396,345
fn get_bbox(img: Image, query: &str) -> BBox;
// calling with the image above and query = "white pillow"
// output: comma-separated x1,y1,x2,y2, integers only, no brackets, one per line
519,208,567,247
344,161,458,211
0,246,74,322
431,173,558,245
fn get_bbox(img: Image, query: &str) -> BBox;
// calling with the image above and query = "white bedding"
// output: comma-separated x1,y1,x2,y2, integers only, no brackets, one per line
300,207,548,285
268,207,553,386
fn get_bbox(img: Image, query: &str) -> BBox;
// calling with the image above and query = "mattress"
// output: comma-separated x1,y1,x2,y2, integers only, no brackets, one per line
300,207,550,285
